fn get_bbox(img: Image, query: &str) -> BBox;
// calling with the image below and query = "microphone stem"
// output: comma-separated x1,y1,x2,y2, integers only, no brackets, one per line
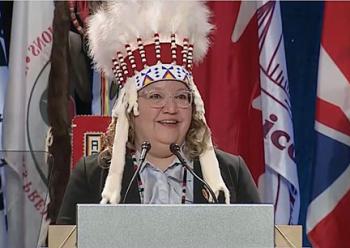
181,160,218,204
170,144,218,203
122,142,150,203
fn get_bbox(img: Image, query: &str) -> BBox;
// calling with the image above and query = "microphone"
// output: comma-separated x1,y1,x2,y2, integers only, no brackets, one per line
139,141,152,164
169,143,218,203
122,141,151,203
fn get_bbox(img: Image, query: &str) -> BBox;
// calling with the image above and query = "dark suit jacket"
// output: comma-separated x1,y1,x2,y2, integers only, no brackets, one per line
56,149,260,225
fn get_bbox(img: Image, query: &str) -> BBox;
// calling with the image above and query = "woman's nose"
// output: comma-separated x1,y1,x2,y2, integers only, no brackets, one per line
162,97,177,113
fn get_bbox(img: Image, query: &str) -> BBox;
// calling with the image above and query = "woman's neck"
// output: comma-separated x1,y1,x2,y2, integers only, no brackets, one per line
135,141,180,171
145,152,175,171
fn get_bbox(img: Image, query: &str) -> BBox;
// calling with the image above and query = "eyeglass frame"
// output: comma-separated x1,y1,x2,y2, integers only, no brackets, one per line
138,89,194,109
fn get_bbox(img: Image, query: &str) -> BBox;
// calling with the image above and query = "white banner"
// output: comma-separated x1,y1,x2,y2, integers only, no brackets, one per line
256,0,300,224
2,1,53,247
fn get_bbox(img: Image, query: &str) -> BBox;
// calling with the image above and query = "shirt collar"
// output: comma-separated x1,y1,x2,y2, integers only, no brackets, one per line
133,144,192,173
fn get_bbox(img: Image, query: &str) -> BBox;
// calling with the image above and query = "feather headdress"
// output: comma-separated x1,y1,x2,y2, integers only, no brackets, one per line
87,0,230,204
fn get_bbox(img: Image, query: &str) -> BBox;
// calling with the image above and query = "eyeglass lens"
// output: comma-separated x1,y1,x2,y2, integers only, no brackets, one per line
141,90,192,108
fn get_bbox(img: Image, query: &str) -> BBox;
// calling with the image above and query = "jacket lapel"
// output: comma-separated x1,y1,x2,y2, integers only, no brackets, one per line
120,154,141,203
193,159,209,203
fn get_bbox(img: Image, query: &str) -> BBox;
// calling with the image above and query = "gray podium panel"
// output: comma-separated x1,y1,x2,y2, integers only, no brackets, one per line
77,204,274,248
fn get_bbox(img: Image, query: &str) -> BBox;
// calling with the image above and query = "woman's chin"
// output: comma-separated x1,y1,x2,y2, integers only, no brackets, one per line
154,137,181,148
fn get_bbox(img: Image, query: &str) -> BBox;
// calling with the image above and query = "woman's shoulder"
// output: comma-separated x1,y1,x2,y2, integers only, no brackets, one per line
73,153,107,177
214,149,260,203
214,149,244,169
214,148,252,178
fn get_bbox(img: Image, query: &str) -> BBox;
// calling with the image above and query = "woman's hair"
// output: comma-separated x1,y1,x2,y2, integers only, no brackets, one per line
99,106,212,164
183,109,212,159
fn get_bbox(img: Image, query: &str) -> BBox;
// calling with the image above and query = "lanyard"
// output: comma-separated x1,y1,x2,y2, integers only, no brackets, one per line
132,155,188,204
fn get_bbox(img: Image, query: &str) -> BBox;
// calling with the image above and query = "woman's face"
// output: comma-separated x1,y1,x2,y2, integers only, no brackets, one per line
133,80,192,155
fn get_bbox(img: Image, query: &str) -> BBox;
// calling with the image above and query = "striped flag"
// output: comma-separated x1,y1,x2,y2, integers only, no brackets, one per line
306,2,350,246
232,0,300,224
92,71,118,116
256,0,300,225
2,1,53,247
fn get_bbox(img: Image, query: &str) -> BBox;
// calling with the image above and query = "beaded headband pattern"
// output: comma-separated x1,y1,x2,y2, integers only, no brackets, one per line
135,64,192,90
111,37,194,86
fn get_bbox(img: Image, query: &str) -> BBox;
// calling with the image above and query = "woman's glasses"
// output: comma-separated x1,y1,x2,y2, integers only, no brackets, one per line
138,89,193,109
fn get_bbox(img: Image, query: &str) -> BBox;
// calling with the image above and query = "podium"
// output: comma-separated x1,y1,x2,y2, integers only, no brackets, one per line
49,225,301,247
49,204,302,248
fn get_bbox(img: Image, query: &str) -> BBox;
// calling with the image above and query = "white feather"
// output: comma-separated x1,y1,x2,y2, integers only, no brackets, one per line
87,0,213,78
101,97,129,204
125,77,139,116
188,78,205,119
189,78,230,203
199,146,230,204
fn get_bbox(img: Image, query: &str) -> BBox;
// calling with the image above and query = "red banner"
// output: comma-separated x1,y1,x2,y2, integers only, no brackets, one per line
193,2,264,182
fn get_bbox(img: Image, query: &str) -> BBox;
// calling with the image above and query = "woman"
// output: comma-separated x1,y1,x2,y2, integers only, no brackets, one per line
57,1,260,225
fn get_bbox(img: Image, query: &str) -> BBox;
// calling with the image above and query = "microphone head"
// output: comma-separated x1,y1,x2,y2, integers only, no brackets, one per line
169,143,180,154
141,141,151,151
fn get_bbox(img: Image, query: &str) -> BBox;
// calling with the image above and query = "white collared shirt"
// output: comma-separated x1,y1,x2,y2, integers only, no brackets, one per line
135,150,194,204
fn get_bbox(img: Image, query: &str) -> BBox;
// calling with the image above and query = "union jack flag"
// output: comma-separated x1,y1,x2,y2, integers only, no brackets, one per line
306,2,350,247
